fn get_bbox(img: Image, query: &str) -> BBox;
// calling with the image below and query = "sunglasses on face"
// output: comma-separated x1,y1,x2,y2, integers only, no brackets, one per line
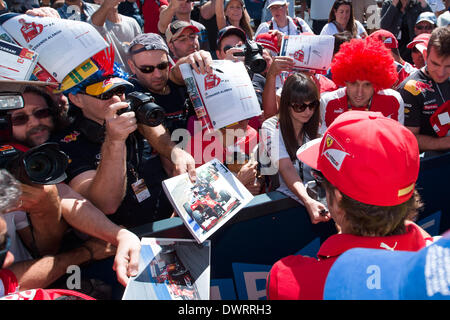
291,100,319,113
0,235,11,268
83,86,127,100
11,108,51,126
415,25,434,31
134,61,170,74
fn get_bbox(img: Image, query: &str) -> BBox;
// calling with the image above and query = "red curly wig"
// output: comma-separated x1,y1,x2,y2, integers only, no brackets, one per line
331,37,398,91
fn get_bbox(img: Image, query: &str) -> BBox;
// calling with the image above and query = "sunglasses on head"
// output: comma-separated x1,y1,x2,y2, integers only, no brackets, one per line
0,234,11,268
291,100,319,113
135,61,169,74
11,108,51,126
83,86,126,100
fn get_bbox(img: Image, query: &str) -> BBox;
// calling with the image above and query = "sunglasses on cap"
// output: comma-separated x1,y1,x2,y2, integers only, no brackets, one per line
291,100,319,113
82,86,127,100
11,108,51,126
0,234,11,269
134,61,170,74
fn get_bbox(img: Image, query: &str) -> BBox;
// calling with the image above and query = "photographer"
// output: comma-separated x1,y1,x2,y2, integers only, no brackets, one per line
214,26,268,117
5,86,70,258
51,72,175,228
0,169,141,298
2,81,141,290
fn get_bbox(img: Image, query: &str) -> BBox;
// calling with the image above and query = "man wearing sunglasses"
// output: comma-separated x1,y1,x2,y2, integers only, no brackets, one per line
127,33,212,136
9,86,67,148
319,37,405,133
414,11,437,36
0,169,142,299
51,74,177,229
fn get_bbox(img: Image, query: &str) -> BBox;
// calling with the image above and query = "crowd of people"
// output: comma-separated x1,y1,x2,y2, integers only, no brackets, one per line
0,0,449,300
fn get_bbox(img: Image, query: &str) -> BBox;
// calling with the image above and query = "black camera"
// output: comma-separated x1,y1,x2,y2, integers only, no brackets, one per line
233,39,267,74
118,91,165,127
0,142,68,185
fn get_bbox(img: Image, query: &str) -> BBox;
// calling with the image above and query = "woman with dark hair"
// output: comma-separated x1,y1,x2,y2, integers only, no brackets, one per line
261,73,331,224
216,0,254,39
320,0,368,38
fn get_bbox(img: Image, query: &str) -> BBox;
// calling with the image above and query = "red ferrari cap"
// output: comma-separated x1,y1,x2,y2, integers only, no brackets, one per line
369,29,398,49
406,33,431,49
297,111,420,206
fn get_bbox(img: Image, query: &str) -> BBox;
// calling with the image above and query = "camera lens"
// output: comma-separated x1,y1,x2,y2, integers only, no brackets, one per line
249,58,267,74
22,143,68,184
25,152,53,182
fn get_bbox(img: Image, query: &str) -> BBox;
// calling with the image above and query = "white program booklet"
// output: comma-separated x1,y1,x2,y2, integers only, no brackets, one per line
162,158,254,244
280,34,335,74
1,14,107,82
122,237,211,300
0,39,38,81
179,60,262,131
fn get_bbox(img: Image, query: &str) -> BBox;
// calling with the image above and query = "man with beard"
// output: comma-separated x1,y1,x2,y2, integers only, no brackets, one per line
9,86,67,148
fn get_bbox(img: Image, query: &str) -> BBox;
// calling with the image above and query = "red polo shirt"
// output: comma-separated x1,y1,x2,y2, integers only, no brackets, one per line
320,87,404,131
267,222,432,300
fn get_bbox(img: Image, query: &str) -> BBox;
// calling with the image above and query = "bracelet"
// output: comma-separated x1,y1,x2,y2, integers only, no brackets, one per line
80,244,94,261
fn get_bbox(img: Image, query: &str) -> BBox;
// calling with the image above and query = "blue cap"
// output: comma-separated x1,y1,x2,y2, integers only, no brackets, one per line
323,232,450,300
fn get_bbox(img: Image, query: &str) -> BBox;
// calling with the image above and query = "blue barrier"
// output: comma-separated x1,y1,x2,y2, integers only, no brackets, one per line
129,151,450,300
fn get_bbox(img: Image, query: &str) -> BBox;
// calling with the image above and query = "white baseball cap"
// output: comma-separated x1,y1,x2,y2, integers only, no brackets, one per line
267,0,288,9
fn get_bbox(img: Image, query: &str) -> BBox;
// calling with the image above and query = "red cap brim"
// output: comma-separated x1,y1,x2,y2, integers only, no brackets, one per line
296,138,322,170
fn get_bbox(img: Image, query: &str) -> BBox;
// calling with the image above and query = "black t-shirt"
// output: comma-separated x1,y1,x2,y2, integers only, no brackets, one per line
199,14,219,59
129,78,193,136
252,72,265,109
399,69,450,137
51,114,173,228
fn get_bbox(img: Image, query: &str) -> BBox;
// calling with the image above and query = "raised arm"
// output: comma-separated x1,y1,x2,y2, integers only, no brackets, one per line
158,0,179,34
215,0,227,30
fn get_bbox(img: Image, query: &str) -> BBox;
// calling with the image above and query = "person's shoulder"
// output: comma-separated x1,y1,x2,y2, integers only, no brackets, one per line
321,87,346,101
191,19,206,30
320,23,335,35
84,2,100,11
397,69,428,93
376,87,403,99
255,22,270,35
261,115,279,130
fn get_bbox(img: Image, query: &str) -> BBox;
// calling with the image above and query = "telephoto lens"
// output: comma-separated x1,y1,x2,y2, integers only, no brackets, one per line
4,143,68,185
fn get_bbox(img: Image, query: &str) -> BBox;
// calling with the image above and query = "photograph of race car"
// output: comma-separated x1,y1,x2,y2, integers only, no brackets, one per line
149,244,200,300
183,181,241,232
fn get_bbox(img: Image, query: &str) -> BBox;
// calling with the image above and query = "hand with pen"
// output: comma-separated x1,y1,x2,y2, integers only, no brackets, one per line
170,50,214,84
